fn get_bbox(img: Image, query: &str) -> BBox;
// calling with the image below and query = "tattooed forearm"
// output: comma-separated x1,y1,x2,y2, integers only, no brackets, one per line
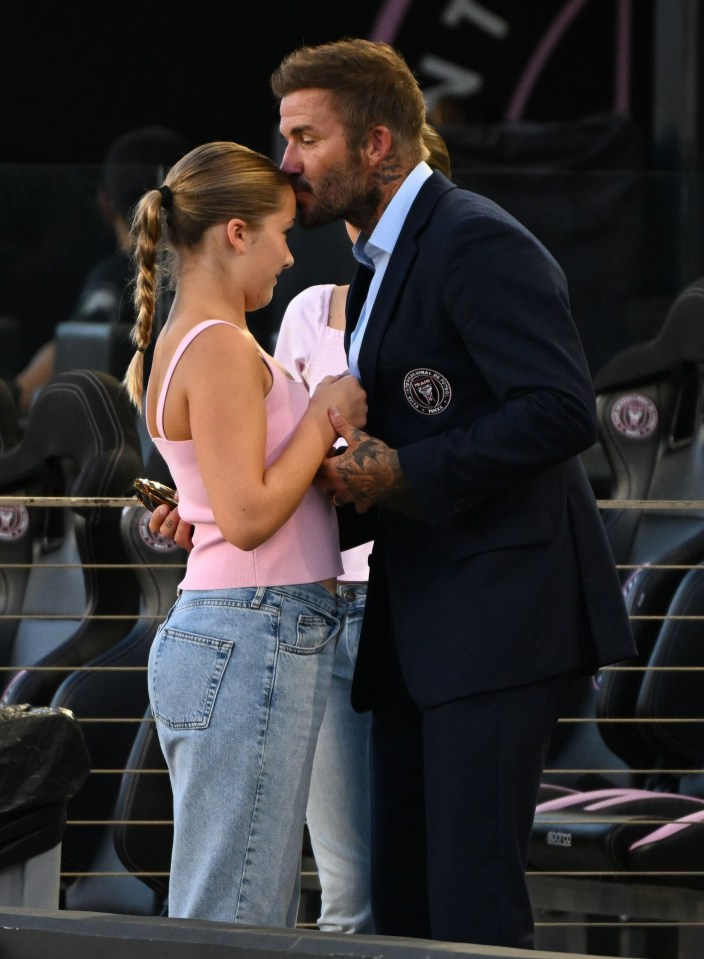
332,430,423,518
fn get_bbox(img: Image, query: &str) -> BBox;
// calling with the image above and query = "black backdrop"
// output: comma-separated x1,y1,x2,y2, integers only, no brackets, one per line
0,1,658,369
2,1,654,163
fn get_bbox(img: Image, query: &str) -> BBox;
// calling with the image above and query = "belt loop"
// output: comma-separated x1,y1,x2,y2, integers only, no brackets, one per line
251,586,267,609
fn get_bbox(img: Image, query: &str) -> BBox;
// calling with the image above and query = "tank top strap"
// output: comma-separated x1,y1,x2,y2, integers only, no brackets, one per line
155,319,230,439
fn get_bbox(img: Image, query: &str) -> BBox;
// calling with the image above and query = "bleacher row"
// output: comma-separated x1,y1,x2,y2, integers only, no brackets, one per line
2,279,704,958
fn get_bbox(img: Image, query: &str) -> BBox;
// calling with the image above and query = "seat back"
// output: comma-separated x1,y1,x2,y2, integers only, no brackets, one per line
544,277,704,793
531,566,704,878
53,504,184,913
594,279,704,572
54,321,134,383
636,563,704,797
0,369,143,706
531,280,704,881
593,277,704,772
112,705,172,910
0,380,35,667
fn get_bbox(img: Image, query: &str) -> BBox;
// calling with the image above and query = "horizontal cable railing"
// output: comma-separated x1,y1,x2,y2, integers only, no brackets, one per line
3,494,704,948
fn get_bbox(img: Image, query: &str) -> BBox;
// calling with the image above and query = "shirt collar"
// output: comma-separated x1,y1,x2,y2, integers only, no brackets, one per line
352,161,433,268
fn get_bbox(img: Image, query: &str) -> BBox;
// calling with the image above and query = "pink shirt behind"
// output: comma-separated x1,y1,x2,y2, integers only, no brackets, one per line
275,285,372,583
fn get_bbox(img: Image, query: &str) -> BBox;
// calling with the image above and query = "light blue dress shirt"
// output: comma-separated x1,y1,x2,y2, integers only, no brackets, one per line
347,162,433,379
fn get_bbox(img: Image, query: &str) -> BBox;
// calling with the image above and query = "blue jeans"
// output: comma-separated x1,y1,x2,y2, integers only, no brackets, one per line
148,583,340,926
306,582,374,933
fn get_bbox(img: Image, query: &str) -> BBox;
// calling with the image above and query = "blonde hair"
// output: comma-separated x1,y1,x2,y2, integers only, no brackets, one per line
123,141,291,408
422,122,451,178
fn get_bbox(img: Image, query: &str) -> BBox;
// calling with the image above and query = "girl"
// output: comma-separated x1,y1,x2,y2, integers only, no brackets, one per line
122,141,367,927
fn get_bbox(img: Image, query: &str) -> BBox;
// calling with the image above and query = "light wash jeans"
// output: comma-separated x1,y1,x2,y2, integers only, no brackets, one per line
306,582,374,933
148,583,340,926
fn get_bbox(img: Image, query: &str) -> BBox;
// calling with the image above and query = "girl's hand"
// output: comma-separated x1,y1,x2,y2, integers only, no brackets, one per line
312,373,367,429
148,502,194,552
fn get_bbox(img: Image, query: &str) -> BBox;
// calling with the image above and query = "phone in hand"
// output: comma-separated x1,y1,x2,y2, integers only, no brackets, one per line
132,477,178,512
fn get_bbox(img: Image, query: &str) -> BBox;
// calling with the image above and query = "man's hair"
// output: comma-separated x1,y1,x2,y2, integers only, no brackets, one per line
100,125,189,220
271,38,426,162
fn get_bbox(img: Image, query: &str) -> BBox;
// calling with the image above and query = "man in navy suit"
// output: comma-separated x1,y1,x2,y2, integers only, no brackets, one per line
272,38,636,950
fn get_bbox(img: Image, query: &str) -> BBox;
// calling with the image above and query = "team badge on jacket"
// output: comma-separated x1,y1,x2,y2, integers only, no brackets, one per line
403,368,452,415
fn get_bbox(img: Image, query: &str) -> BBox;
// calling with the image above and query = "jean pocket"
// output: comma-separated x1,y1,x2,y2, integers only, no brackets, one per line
280,610,340,655
149,626,234,729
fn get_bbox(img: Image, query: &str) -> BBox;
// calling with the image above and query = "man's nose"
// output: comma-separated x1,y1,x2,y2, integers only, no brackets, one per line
279,143,300,174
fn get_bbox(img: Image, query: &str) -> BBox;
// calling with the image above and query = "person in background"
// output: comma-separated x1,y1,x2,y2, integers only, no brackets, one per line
6,125,188,413
272,121,451,936
271,37,636,950
122,140,367,927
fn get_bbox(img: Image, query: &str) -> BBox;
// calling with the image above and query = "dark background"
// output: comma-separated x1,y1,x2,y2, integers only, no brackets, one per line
0,1,676,373
1,1,655,163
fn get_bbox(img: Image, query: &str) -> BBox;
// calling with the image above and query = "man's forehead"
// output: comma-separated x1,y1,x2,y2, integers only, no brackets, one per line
279,88,339,132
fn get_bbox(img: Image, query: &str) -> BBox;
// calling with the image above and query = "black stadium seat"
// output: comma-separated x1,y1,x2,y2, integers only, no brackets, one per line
55,504,184,914
532,277,704,881
0,370,143,708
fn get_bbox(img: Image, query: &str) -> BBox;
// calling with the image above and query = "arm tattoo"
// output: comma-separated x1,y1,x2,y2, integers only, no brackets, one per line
335,430,424,517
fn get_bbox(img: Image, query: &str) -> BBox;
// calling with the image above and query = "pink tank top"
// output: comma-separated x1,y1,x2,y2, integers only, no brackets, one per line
149,319,342,589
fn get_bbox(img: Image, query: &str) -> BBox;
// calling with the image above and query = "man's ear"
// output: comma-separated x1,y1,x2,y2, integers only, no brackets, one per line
365,125,393,166
225,218,247,252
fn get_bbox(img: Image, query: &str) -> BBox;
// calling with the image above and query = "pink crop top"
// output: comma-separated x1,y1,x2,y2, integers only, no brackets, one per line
149,319,342,590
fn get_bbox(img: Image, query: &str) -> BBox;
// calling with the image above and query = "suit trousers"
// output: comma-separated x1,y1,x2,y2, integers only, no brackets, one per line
369,642,577,950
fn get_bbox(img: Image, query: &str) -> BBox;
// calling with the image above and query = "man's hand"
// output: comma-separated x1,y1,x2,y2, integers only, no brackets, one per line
317,407,406,513
149,503,194,552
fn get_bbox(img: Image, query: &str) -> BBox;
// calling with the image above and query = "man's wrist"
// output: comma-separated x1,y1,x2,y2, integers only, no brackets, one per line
378,450,425,519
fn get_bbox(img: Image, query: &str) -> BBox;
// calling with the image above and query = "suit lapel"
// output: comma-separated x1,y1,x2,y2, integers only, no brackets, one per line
345,173,456,400
344,264,374,355
356,237,415,398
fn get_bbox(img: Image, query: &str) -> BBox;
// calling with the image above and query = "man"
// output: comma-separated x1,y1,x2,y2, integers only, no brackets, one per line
271,38,636,950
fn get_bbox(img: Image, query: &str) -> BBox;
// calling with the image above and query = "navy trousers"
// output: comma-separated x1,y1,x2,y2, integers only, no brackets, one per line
369,644,577,949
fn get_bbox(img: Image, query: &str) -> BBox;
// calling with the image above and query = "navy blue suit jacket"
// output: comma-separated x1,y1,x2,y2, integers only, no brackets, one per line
345,171,636,711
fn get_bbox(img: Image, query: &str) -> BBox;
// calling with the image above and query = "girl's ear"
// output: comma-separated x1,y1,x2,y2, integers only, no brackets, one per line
226,218,247,252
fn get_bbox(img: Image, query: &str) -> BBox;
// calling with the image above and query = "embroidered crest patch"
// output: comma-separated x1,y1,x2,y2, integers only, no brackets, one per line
403,368,452,415
610,393,658,439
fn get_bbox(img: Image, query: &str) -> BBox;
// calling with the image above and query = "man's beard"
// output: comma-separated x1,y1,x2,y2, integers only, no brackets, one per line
295,162,379,232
